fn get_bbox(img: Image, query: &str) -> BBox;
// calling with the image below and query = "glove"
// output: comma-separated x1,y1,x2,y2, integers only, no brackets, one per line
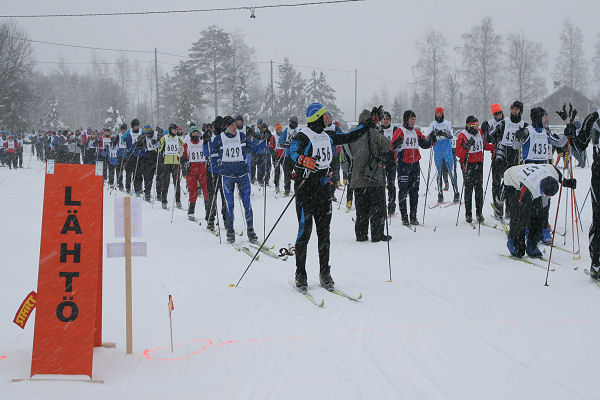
564,123,577,138
514,127,527,141
297,155,317,171
428,132,437,145
370,105,384,124
463,138,475,150
556,103,568,121
562,178,577,189
392,136,403,149
363,117,375,129
569,103,577,122
182,161,190,177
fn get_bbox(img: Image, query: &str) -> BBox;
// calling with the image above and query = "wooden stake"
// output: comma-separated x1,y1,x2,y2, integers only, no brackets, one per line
169,315,174,353
124,197,133,354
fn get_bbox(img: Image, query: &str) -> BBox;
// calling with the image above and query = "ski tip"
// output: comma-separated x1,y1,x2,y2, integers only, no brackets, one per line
357,293,363,299
229,283,236,287
318,299,325,307
386,279,392,283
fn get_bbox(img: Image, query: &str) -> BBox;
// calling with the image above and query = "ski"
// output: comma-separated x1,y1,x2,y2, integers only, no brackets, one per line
249,244,288,260
583,270,600,286
297,288,325,307
479,221,498,229
231,243,259,259
442,201,459,208
499,254,555,271
429,202,448,209
325,287,363,302
206,228,220,237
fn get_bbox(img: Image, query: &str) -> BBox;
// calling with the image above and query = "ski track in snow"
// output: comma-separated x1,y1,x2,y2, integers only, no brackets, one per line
1,147,598,400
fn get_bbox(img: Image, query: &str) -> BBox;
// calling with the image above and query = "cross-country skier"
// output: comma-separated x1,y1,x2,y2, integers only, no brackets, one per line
391,110,436,226
504,163,576,258
429,107,459,204
379,111,398,215
182,126,209,222
209,116,260,244
289,102,377,290
278,116,300,196
269,123,285,193
159,123,184,209
456,116,495,223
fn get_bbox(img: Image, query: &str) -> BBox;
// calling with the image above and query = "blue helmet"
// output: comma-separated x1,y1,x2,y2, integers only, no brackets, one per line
306,102,327,123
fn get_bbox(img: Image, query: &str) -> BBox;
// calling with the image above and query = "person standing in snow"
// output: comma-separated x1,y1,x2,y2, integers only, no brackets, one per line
504,164,576,258
159,123,184,209
482,103,506,220
269,123,285,193
289,102,377,290
253,118,272,186
513,107,568,244
182,126,209,222
324,112,343,201
206,118,227,232
209,116,260,244
455,116,495,223
141,125,160,202
349,109,392,242
429,107,459,204
391,110,436,226
380,111,398,215
121,119,142,194
570,109,600,279
3,135,19,169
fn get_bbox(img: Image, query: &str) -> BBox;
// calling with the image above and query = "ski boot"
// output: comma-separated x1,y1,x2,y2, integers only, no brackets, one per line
346,200,352,210
188,202,196,221
247,228,258,244
444,182,449,191
590,264,600,281
176,201,182,209
453,192,460,203
144,194,151,203
409,213,419,226
541,226,553,245
275,185,280,194
437,193,444,204
319,265,335,290
295,267,308,290
162,202,168,210
135,191,141,197
372,234,392,243
401,212,410,226
226,229,236,243
465,214,473,223
477,214,485,223
526,240,543,258
507,237,523,258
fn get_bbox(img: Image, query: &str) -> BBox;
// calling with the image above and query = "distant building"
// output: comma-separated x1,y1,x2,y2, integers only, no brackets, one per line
531,84,599,125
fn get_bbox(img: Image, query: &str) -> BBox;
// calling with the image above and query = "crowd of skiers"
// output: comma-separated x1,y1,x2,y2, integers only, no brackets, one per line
0,132,25,169
9,99,600,287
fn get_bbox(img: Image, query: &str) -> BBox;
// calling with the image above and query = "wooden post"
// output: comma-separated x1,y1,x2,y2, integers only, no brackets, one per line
124,197,133,354
169,315,173,353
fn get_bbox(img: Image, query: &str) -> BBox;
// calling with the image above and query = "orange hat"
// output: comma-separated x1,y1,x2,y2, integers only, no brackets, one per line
435,107,444,114
274,123,283,132
490,103,502,114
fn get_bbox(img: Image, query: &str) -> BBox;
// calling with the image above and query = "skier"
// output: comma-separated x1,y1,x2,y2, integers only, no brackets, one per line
16,134,24,168
489,101,525,219
3,135,19,169
206,117,227,232
391,110,436,226
455,116,495,223
103,129,120,189
504,163,576,258
289,102,377,290
380,111,398,215
121,119,142,194
209,116,260,244
428,107,459,204
182,126,209,221
141,125,159,202
269,123,285,193
253,118,272,186
159,123,184,209
571,109,600,279
324,112,343,201
116,123,128,191
514,107,568,244
481,103,506,220
278,116,299,196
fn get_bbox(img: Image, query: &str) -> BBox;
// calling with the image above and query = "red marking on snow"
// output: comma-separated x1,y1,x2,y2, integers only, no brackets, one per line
0,355,6,359
143,339,214,361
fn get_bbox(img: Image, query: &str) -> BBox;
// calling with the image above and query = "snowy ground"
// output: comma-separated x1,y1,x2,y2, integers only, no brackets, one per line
1,147,598,400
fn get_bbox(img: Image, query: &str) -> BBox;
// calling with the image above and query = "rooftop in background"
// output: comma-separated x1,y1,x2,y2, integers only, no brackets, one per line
532,84,599,125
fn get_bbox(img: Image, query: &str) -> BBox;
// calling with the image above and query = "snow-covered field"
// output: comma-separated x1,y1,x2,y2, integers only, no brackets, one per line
1,147,598,400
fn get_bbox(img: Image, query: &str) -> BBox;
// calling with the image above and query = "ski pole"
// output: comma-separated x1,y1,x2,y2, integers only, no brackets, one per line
151,149,161,207
384,185,392,282
337,182,347,210
233,178,307,287
456,152,470,226
569,160,581,258
170,163,181,223
545,177,565,287
479,153,493,236
422,147,434,224
575,188,589,232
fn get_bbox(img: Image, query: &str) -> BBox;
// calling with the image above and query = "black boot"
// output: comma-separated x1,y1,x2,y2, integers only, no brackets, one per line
437,193,444,203
226,229,235,243
319,265,335,289
401,212,410,226
410,213,419,226
295,267,307,290
188,202,196,221
590,264,600,281
453,192,460,203
247,228,258,244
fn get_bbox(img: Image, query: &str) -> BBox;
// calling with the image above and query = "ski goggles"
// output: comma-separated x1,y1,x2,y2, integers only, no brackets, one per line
466,122,480,129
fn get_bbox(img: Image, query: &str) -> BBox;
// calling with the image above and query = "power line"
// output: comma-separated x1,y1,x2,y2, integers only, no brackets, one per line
0,1,364,18
7,35,155,54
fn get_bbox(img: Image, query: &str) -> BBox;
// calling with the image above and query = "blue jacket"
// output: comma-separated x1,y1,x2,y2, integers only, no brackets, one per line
209,130,260,177
122,129,146,157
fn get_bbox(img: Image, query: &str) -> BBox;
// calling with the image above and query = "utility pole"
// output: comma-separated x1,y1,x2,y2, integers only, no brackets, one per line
154,48,160,127
354,69,357,122
270,60,274,121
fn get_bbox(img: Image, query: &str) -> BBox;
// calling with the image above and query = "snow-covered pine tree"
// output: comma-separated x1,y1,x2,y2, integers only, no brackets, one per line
306,70,343,122
276,58,306,123
105,105,125,131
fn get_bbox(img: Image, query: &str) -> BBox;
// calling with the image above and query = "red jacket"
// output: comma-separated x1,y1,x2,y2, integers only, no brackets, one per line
455,129,494,166
390,127,432,164
3,140,19,154
269,135,284,158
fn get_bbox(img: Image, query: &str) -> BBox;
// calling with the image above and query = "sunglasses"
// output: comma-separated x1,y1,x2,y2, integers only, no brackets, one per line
466,122,480,129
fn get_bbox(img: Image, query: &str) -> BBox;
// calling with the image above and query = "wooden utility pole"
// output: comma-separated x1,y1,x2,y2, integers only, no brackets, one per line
154,48,160,127
124,197,133,354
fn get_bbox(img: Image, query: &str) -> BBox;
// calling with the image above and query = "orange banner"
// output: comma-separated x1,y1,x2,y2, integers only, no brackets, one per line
31,163,103,378
13,291,38,329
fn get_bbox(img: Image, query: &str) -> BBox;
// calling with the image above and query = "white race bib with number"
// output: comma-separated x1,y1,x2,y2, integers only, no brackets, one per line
302,128,332,170
7,141,15,150
526,126,552,161
109,146,118,158
221,133,244,162
187,141,205,162
501,119,525,146
467,131,484,154
164,136,180,156
400,128,419,150
517,164,547,189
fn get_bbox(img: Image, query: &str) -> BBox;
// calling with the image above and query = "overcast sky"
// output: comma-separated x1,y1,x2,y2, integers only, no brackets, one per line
4,0,599,121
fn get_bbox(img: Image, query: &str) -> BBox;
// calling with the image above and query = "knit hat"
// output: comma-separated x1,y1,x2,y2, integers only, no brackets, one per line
490,103,502,115
189,126,200,135
235,114,244,122
289,116,298,124
143,125,153,134
540,176,559,197
274,123,283,132
256,117,264,126
435,107,445,114
530,107,548,129
223,116,236,128
403,110,416,127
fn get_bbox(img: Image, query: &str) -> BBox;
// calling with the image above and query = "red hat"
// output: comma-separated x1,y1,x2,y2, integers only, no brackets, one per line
435,107,444,114
490,103,502,114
